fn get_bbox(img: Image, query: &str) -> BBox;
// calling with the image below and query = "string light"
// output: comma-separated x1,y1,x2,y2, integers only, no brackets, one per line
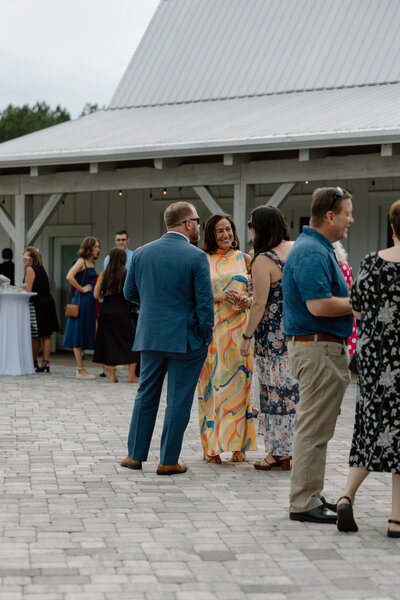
118,190,123,196
305,180,309,185
163,188,167,196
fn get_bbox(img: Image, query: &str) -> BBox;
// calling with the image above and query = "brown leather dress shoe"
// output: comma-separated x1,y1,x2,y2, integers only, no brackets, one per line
120,456,142,470
156,463,187,475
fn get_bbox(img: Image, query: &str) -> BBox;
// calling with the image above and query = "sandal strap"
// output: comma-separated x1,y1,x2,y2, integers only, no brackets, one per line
388,519,400,525
337,495,353,506
258,456,278,466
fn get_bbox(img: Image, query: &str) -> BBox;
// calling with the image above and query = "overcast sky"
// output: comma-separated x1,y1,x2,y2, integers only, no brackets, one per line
0,0,160,118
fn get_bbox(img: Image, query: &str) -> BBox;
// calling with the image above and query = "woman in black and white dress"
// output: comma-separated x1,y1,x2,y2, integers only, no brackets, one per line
337,199,400,538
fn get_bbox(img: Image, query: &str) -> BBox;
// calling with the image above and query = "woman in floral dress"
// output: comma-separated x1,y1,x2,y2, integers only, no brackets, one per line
198,214,256,463
333,241,358,356
240,206,299,471
337,200,400,537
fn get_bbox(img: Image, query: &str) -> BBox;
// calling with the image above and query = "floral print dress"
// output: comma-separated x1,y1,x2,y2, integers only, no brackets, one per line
349,252,400,473
340,261,358,355
255,250,299,456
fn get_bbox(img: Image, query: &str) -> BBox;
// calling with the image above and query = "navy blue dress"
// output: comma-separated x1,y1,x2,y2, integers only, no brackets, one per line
63,266,97,350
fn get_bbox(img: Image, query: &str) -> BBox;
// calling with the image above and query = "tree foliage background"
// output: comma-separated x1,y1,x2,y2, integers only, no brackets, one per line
0,102,102,144
0,102,71,143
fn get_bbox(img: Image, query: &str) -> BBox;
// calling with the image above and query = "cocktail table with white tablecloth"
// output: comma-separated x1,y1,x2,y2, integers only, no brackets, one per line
0,291,36,375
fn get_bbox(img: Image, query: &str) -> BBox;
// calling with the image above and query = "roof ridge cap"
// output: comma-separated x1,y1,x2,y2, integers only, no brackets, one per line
106,81,400,111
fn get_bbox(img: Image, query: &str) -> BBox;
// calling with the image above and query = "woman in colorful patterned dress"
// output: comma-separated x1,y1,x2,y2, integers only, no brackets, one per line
240,206,299,471
198,214,256,463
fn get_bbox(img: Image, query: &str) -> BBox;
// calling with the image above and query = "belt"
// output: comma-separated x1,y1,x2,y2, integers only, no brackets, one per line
287,334,346,344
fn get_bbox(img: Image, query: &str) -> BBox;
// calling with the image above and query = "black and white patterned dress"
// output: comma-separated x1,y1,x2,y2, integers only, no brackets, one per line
349,252,400,474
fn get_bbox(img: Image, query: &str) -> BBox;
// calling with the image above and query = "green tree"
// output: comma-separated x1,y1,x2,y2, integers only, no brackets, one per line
0,102,71,143
80,102,103,117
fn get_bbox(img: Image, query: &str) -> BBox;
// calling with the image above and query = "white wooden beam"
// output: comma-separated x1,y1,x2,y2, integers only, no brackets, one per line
299,149,310,161
381,144,393,157
30,166,56,177
14,195,27,284
223,154,249,166
193,186,223,214
0,203,16,240
26,193,66,245
154,158,182,169
89,162,116,173
234,183,254,251
1,153,400,196
266,183,296,208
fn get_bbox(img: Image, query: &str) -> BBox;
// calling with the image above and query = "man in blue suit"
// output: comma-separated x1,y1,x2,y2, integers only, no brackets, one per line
121,202,214,475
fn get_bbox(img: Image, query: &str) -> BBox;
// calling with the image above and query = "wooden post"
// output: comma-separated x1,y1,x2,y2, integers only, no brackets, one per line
193,186,223,214
14,195,27,284
233,183,254,251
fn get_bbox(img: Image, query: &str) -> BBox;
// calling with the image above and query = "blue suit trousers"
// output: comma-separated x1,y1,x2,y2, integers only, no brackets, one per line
127,346,208,465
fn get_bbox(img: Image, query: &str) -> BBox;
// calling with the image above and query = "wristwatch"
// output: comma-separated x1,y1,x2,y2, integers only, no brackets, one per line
242,333,252,340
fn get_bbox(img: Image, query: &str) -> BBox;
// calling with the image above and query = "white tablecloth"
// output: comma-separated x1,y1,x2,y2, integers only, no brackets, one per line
0,291,36,376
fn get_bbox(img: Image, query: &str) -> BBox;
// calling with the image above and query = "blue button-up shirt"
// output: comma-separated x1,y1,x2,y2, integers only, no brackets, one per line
103,247,134,271
282,226,353,338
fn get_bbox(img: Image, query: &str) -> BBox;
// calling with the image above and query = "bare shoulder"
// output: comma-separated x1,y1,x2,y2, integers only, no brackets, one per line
74,257,86,270
252,252,275,273
243,252,252,269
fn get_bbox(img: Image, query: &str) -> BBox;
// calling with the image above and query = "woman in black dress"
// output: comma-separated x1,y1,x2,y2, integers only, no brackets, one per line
337,199,400,538
93,247,139,383
23,246,59,372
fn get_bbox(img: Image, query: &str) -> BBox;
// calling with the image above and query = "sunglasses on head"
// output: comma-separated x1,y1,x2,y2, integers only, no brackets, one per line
328,187,346,212
182,217,200,225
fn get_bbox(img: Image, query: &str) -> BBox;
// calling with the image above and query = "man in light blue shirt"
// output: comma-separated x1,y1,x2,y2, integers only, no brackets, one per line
103,230,133,270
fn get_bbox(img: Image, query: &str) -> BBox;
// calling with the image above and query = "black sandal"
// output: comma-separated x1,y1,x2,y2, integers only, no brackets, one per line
337,496,358,532
387,519,400,538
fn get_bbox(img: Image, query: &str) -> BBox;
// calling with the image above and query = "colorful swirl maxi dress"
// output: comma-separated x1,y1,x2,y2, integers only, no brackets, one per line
255,250,299,456
198,248,257,456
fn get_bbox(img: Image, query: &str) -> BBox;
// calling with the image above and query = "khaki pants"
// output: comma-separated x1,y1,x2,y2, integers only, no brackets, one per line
288,339,350,513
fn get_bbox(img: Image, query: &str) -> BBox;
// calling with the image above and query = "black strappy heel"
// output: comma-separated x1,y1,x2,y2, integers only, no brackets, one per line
336,496,358,532
37,360,50,373
387,519,400,538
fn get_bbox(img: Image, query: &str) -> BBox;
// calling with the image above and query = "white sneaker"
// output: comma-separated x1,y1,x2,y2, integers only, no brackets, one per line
76,369,96,380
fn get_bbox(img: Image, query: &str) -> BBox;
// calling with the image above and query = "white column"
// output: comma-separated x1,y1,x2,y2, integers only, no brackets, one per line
14,195,27,284
233,183,254,251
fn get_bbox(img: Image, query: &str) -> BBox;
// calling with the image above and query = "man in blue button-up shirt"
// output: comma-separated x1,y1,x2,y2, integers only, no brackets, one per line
103,229,133,271
282,186,354,524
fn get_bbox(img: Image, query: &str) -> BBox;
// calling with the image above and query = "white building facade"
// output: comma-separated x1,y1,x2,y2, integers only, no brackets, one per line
1,0,400,345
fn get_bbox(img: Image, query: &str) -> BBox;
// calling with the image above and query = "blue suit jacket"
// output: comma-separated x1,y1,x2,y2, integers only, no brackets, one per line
124,232,214,353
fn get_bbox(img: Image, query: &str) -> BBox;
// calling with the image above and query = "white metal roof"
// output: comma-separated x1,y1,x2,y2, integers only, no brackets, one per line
110,0,400,108
1,83,400,167
1,0,400,169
